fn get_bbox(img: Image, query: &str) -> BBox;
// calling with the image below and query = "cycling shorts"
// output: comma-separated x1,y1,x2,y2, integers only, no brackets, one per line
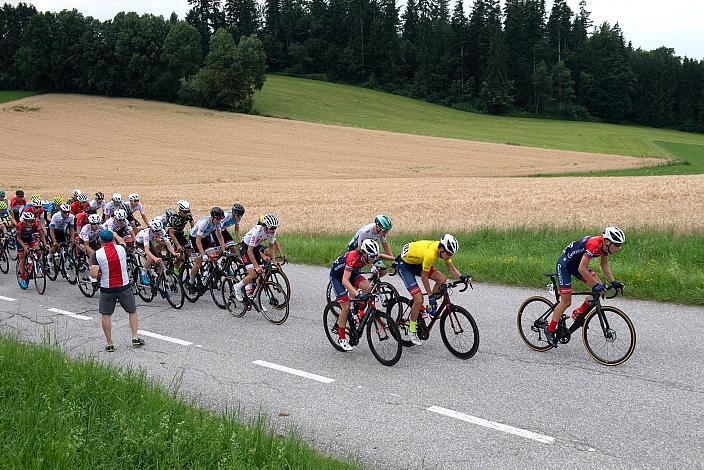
556,256,597,294
396,257,437,296
329,270,365,303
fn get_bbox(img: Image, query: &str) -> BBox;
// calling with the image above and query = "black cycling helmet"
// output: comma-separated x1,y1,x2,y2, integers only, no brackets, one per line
210,206,225,219
231,203,245,217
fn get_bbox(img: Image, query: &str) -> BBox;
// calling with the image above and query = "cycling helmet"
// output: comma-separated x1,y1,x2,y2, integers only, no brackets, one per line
31,197,42,207
112,193,122,203
375,214,392,232
77,193,88,203
128,193,140,202
231,203,245,217
177,200,190,212
260,213,279,228
88,214,102,224
72,189,81,198
164,208,176,218
0,190,5,198
210,206,225,219
59,203,70,212
114,208,127,221
604,226,625,244
0,201,7,211
149,218,163,231
16,190,24,197
95,191,104,199
53,197,63,205
440,234,459,254
360,239,380,258
20,211,35,222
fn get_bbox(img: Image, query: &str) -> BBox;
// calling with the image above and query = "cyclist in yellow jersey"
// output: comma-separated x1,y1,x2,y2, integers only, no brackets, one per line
396,234,470,345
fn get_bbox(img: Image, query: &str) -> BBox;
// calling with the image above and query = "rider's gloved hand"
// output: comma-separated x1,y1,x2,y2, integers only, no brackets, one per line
459,274,471,283
373,260,385,268
592,283,606,293
356,291,369,301
611,280,625,290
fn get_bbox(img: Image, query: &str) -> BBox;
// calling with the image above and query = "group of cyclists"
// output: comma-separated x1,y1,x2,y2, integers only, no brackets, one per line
1,186,627,356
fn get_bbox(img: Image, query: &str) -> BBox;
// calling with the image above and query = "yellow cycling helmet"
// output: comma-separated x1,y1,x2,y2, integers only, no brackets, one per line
53,197,63,205
0,201,7,211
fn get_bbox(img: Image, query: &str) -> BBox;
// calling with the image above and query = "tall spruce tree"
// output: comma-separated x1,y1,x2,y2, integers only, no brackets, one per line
480,24,513,113
224,0,259,40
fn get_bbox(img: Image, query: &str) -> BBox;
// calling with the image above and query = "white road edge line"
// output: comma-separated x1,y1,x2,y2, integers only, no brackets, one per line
138,330,193,346
47,307,92,321
0,296,18,301
253,360,335,384
427,405,555,444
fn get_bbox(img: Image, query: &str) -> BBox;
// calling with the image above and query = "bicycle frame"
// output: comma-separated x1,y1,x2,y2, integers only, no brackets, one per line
418,280,471,335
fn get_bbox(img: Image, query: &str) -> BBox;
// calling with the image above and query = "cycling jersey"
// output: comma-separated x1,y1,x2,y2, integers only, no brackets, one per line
79,224,102,242
104,217,130,234
401,240,452,272
167,213,192,232
562,236,607,269
75,212,88,233
221,211,241,229
89,198,105,212
104,201,128,218
128,202,145,217
242,224,276,247
190,216,222,238
10,197,26,213
135,228,167,246
22,205,45,219
0,209,11,223
49,212,75,231
348,223,387,250
70,201,89,215
330,251,366,278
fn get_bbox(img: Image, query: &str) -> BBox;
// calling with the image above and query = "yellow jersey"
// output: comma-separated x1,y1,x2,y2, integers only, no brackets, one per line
401,240,453,272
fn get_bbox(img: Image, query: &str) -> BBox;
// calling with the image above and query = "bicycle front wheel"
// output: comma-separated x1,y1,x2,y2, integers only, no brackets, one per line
222,276,247,317
33,255,46,295
161,272,184,309
386,296,414,347
516,296,555,352
63,251,77,285
366,310,402,366
257,281,289,324
210,273,227,309
323,301,354,352
7,238,18,261
376,282,399,312
582,306,636,366
0,247,8,274
76,260,96,298
269,268,291,307
439,305,479,359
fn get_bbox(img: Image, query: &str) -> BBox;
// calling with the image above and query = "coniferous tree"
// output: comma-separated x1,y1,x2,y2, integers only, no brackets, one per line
532,59,552,113
546,0,572,64
224,0,259,40
450,0,469,94
480,24,513,113
0,2,37,88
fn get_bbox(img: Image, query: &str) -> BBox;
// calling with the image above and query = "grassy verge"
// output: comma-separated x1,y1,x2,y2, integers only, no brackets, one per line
253,75,704,174
0,336,357,469
279,228,704,306
0,90,38,104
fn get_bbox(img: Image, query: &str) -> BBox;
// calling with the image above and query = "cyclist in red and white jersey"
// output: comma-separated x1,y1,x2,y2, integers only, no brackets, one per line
135,218,176,285
544,227,626,347
22,195,46,231
16,212,48,289
10,190,26,224
104,208,135,247
79,213,104,259
70,193,90,215
232,214,285,301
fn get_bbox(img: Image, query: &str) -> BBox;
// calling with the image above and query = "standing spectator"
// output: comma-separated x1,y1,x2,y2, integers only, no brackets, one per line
90,230,145,352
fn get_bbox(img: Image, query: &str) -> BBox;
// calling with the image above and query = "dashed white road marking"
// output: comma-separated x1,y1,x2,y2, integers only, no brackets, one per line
138,330,193,346
253,360,335,384
47,307,92,321
0,296,17,302
427,405,556,444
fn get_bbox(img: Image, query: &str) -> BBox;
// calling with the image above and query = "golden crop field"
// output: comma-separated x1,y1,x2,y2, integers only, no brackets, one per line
2,94,702,233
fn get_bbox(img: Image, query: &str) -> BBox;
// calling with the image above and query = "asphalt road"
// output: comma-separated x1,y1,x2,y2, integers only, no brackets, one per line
1,263,703,469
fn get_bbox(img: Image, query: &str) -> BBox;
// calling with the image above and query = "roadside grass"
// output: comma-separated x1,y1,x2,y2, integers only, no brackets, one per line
0,336,357,470
0,90,38,104
279,228,704,306
253,75,704,174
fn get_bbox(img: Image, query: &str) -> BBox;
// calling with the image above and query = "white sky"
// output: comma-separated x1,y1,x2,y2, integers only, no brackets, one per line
9,0,703,59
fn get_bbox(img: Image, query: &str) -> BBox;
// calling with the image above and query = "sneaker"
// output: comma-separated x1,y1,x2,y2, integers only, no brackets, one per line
409,331,423,346
543,326,558,348
338,338,353,351
132,337,145,347
140,271,150,286
105,344,115,352
19,278,28,289
234,286,244,302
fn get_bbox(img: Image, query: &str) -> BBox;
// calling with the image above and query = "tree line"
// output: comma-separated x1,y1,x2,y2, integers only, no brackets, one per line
2,1,703,132
0,3,266,111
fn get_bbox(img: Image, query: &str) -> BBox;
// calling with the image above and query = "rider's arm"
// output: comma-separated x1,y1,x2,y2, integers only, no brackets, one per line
168,228,182,251
381,240,393,257
447,260,462,279
195,235,206,257
215,229,226,251
600,256,615,284
50,228,57,246
341,269,359,298
578,255,597,287
144,241,158,262
164,236,177,256
141,211,149,226
39,229,48,247
113,232,125,246
234,224,241,242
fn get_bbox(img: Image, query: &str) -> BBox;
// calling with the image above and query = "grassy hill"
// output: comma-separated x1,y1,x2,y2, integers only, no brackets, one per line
0,90,38,104
253,75,704,174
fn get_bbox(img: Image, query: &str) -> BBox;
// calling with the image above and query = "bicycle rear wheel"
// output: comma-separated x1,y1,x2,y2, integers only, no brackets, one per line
325,280,334,304
7,237,18,261
386,296,414,347
0,247,8,274
210,273,227,309
45,251,59,281
33,256,46,294
323,301,354,352
76,259,96,298
160,272,184,309
366,310,402,366
439,305,479,359
182,270,202,302
134,269,155,302
582,306,636,366
375,282,399,312
222,276,247,317
516,296,555,352
257,281,289,324
63,250,77,285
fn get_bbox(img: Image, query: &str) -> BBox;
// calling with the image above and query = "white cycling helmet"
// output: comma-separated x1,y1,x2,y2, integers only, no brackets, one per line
128,193,140,202
177,200,190,212
31,197,42,208
260,213,279,228
76,193,88,203
114,208,127,221
604,226,625,244
20,211,35,222
72,189,81,197
149,218,163,232
59,203,71,212
360,239,380,258
88,214,102,224
440,234,459,254
112,193,122,203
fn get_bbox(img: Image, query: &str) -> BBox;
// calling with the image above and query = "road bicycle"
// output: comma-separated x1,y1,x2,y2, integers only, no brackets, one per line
516,272,636,366
133,254,185,309
0,235,8,274
183,251,238,307
325,265,399,312
386,278,479,359
75,249,98,297
222,259,290,324
45,241,78,284
323,290,403,366
15,247,46,294
3,228,18,261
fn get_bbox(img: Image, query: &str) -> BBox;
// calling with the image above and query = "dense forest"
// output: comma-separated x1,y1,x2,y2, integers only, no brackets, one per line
1,0,702,131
